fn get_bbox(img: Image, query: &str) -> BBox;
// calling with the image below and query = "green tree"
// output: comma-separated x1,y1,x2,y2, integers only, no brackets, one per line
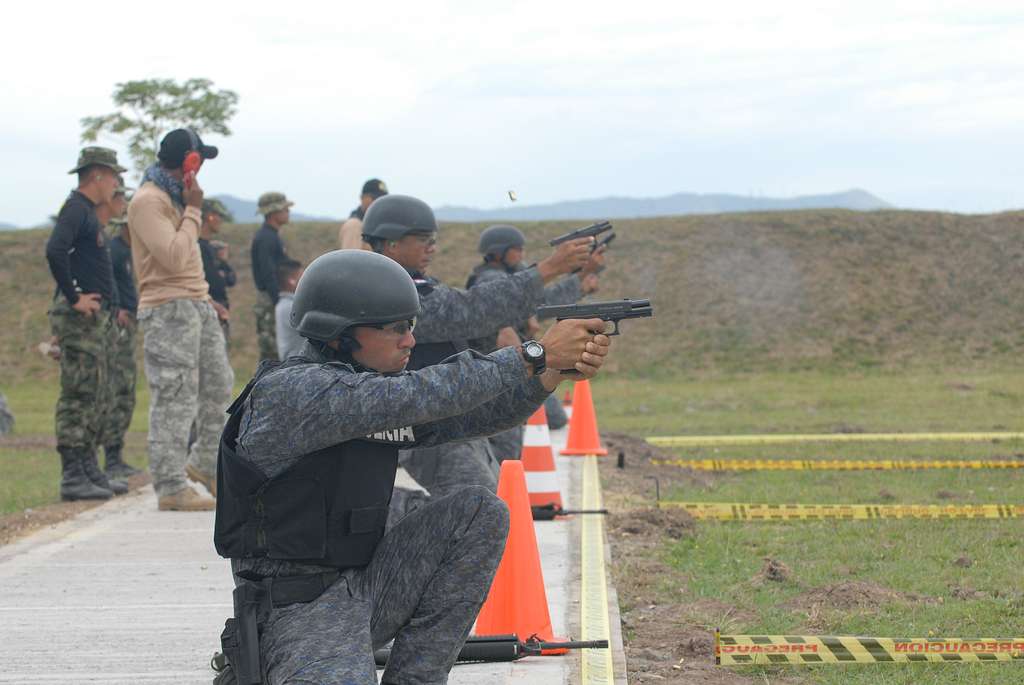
81,78,239,176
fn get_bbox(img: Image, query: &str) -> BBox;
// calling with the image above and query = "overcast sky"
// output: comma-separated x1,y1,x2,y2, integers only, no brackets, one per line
3,0,1022,225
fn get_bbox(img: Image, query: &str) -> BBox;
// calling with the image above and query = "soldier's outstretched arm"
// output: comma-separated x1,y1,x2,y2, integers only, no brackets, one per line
416,376,549,447
412,268,546,343
238,347,533,459
543,274,583,307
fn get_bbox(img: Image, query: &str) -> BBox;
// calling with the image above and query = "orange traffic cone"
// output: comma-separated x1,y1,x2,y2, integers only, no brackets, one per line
560,380,607,455
521,406,562,509
475,460,567,652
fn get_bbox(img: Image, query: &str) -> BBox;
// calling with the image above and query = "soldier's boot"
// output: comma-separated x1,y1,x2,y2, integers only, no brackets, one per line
81,448,129,495
185,463,217,498
104,444,141,479
158,487,215,512
59,447,113,501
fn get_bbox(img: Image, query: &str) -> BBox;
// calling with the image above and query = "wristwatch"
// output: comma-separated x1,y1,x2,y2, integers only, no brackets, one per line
521,340,546,375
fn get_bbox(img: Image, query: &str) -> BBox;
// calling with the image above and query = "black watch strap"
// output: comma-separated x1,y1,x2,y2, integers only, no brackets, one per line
521,340,546,375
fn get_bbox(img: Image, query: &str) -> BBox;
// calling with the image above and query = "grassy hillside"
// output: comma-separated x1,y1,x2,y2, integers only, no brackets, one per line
3,209,1024,385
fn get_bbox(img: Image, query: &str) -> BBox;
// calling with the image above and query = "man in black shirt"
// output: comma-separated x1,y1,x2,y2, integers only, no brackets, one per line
46,147,128,501
250,191,293,361
199,199,235,340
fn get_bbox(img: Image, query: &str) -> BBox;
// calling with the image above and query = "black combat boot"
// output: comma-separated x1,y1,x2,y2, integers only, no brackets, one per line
59,447,113,501
81,448,129,495
104,443,141,479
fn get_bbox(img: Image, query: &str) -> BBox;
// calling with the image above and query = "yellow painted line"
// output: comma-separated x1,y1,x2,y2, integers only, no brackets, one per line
652,458,1024,471
580,456,615,685
716,632,1024,665
659,502,1024,520
647,432,1024,447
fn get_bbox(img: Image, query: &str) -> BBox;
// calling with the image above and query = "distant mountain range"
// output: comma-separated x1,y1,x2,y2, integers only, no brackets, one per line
212,194,340,223
433,188,892,222
0,188,893,229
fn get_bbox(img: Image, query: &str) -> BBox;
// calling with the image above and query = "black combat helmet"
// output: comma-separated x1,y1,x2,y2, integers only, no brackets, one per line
361,194,438,242
291,250,420,342
478,224,525,256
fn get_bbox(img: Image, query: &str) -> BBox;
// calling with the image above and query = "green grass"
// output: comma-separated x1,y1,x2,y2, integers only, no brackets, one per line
593,366,1024,436
592,366,1024,684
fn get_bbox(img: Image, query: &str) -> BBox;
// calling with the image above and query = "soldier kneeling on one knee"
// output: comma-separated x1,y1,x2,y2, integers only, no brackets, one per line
211,249,612,685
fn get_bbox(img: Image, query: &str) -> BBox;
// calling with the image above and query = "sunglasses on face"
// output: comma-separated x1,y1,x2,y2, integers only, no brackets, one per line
412,234,437,247
368,318,417,335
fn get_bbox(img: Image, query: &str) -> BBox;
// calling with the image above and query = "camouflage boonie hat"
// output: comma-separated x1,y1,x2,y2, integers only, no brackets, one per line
257,191,294,216
69,147,127,174
202,198,234,222
108,216,128,235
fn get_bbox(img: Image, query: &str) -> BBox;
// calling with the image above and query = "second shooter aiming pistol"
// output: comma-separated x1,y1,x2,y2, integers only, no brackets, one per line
536,298,653,336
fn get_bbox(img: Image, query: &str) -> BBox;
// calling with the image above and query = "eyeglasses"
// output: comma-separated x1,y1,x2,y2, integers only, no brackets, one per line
412,234,437,247
368,318,416,335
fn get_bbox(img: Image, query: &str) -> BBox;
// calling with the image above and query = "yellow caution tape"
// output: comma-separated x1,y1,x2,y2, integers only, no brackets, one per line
659,502,1024,520
647,432,1024,447
652,458,1024,471
716,632,1024,664
580,456,616,684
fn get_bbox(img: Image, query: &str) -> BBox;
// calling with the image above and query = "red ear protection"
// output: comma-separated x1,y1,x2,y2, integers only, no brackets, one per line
183,151,202,188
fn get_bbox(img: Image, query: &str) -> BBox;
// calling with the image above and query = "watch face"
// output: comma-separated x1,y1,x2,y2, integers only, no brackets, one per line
525,342,543,358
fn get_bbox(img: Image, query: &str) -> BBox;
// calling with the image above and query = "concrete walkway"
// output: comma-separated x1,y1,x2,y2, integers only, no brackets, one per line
0,426,625,684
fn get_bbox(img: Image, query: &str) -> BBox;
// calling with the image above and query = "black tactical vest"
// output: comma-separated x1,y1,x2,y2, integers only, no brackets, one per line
214,360,407,568
408,276,468,370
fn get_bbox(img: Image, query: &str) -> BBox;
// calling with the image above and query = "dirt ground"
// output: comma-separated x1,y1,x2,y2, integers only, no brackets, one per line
0,471,151,547
599,432,790,684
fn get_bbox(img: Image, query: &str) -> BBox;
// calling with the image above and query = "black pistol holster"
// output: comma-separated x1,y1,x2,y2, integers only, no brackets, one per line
214,571,341,685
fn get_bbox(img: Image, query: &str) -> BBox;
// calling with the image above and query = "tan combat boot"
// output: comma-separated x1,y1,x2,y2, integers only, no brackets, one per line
158,487,215,511
185,463,217,498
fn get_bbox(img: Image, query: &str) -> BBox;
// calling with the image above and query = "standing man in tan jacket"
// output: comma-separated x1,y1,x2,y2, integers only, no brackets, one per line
127,128,234,511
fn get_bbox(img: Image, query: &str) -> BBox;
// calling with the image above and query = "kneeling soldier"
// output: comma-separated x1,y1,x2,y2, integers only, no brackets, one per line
213,249,611,684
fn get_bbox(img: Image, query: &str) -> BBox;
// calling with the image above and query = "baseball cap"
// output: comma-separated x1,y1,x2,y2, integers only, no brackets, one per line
157,128,219,168
361,178,389,199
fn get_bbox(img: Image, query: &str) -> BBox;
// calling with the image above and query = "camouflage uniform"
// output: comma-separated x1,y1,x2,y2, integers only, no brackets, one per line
231,342,548,684
0,391,14,435
100,316,137,450
102,223,138,462
139,299,234,497
48,296,116,450
253,290,277,362
397,266,551,511
467,265,584,462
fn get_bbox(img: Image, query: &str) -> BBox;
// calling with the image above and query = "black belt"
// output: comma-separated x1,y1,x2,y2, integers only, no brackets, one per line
236,570,341,607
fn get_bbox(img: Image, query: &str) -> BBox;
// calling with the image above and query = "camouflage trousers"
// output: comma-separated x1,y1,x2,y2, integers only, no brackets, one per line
100,316,137,450
139,299,234,497
254,290,278,362
48,297,115,450
488,425,524,463
393,438,499,524
253,487,509,685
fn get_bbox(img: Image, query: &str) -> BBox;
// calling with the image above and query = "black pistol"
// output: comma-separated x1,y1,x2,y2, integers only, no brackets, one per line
548,220,613,246
536,298,653,336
